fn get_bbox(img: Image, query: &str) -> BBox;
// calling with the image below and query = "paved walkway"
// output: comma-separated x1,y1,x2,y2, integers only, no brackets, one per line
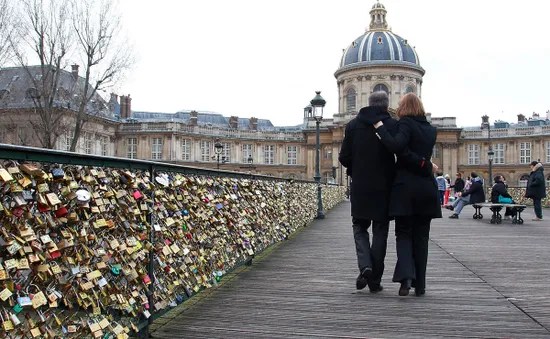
151,202,550,339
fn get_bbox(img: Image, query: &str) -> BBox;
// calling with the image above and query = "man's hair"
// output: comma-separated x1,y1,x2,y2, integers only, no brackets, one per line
437,172,443,176
530,161,539,167
368,91,389,110
471,172,478,178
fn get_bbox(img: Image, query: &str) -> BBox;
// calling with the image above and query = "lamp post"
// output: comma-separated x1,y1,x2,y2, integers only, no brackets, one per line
213,138,226,170
311,91,326,219
482,115,493,186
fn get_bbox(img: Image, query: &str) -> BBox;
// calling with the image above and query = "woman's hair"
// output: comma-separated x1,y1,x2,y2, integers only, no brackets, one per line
396,93,426,118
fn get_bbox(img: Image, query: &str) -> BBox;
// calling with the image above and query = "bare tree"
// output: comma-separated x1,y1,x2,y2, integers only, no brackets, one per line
0,0,19,66
69,0,133,152
12,0,74,149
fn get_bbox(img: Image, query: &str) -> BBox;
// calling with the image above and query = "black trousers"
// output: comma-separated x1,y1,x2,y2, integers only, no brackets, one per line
352,218,390,286
393,215,432,292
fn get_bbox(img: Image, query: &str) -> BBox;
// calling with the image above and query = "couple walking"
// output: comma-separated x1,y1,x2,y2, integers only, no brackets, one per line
339,91,441,296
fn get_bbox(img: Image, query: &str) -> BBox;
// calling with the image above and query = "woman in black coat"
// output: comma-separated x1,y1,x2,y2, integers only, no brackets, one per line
373,93,442,297
526,161,546,221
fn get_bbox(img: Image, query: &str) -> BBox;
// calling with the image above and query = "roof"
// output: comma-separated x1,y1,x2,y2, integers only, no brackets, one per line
0,65,118,120
128,110,297,131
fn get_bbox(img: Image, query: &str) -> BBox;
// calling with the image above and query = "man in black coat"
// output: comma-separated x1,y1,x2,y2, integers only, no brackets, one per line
526,161,546,221
451,173,465,194
448,172,485,219
339,91,433,292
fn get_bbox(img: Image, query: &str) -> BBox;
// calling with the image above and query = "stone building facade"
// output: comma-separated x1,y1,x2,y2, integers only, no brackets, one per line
0,1,549,188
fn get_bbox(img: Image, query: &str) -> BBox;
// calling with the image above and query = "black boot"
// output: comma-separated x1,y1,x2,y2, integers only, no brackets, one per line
399,279,411,296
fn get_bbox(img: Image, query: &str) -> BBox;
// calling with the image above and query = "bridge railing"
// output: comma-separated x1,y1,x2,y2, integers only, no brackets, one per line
0,144,345,338
483,186,550,207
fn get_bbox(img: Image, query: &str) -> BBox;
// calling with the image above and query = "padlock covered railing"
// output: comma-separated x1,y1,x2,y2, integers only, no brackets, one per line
0,144,346,338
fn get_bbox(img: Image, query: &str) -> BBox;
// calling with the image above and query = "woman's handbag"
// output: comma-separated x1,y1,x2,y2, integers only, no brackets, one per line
498,196,513,204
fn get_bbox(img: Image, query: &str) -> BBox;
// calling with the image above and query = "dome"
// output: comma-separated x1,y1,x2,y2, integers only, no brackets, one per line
336,1,424,75
339,31,421,68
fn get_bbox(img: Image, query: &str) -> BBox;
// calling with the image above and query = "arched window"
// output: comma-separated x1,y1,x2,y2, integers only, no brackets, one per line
373,83,389,94
346,88,356,113
519,174,530,188
406,86,415,94
25,88,39,99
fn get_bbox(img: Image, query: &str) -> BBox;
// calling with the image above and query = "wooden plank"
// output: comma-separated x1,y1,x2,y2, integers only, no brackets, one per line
151,202,550,339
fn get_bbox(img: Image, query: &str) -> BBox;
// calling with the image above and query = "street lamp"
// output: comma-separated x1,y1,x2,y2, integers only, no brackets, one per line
212,138,227,170
311,91,326,219
482,115,493,187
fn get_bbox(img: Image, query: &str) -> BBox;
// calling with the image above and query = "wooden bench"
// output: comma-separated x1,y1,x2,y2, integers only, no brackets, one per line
472,203,527,225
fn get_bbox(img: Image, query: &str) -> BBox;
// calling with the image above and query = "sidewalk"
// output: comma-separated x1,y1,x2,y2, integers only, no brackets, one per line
151,202,550,339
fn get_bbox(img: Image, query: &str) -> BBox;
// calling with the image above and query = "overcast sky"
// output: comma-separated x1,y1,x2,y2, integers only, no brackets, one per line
117,0,550,128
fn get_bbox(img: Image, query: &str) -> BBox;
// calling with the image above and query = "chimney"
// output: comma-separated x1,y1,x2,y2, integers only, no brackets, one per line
120,94,132,119
249,117,258,131
110,93,118,103
229,116,238,129
481,115,489,124
517,113,525,123
189,110,198,125
71,64,79,81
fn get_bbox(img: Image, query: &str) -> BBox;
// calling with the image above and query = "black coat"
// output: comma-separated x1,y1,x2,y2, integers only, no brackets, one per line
376,116,441,218
452,178,465,192
490,182,512,203
462,179,485,204
526,165,546,199
339,107,432,221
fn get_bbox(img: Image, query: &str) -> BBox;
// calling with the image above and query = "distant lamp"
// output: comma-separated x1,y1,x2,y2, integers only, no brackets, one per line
310,91,326,121
214,138,223,155
488,150,494,161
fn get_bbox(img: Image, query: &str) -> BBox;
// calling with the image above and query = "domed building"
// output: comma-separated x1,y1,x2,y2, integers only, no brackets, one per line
334,1,425,115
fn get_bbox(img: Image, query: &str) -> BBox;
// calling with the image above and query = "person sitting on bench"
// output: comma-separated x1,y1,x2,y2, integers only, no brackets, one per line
490,175,516,220
447,172,485,219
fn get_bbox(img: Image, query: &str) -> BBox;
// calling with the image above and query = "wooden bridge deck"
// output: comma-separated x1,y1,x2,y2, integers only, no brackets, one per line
151,201,550,339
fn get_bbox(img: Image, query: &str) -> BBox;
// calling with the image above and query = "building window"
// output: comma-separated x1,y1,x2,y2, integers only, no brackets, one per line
519,142,531,164
406,86,414,94
64,130,74,151
25,88,39,99
547,175,550,188
433,145,440,159
373,83,389,94
493,143,505,164
546,141,550,164
323,146,332,159
84,133,93,154
263,145,275,165
221,142,231,162
242,144,253,163
287,146,297,165
0,89,9,100
151,137,163,160
323,172,333,184
519,174,530,188
100,136,108,156
18,126,32,146
346,88,356,113
200,141,211,162
127,137,137,159
181,139,191,161
468,144,480,165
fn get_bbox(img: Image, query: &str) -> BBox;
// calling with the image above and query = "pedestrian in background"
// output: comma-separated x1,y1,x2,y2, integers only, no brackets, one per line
526,161,546,221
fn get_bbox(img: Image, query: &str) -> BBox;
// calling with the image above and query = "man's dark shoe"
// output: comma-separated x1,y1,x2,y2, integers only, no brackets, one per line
356,268,373,290
445,205,454,211
399,279,411,296
356,274,367,290
369,284,384,293
449,214,459,219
